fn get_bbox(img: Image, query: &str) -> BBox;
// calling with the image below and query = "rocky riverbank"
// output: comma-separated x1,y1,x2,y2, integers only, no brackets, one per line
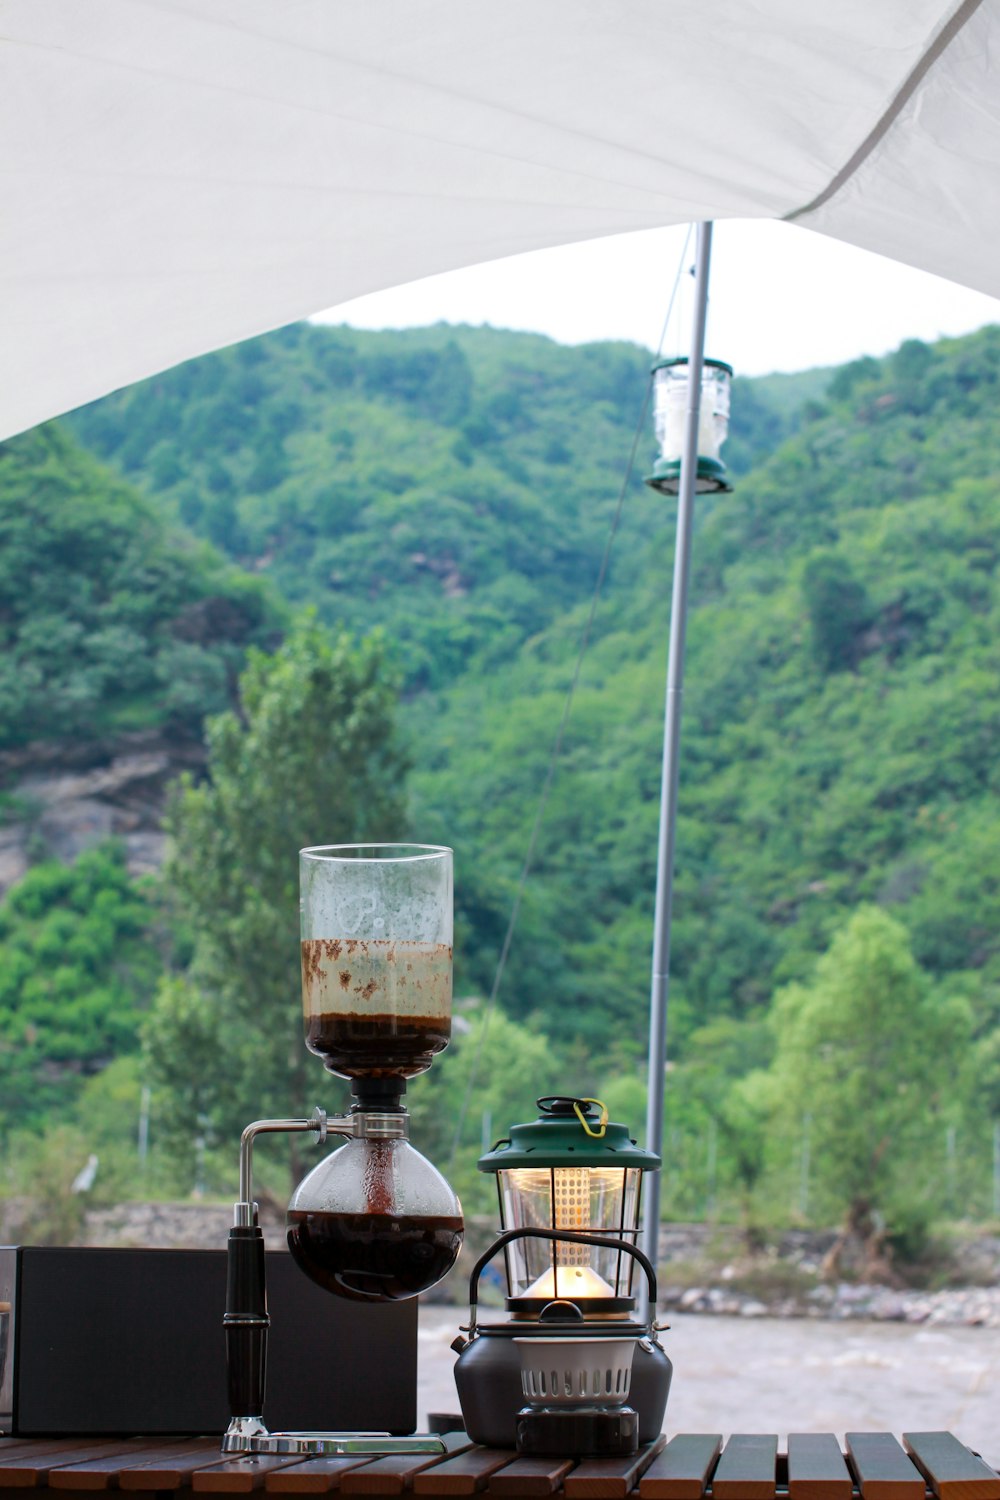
661,1277,1000,1327
38,1203,1000,1330
655,1222,1000,1327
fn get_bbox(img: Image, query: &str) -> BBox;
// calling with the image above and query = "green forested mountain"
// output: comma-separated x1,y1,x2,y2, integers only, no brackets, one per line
59,321,1000,1065
405,330,1000,1074
66,325,801,687
0,425,283,748
5,318,1000,1236
0,424,288,1176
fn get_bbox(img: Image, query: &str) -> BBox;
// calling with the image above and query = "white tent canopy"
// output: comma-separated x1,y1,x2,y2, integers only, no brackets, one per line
2,0,998,440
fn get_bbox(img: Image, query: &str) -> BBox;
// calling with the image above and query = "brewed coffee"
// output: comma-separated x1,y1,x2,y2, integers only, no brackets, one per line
305,1012,450,1078
286,1209,464,1301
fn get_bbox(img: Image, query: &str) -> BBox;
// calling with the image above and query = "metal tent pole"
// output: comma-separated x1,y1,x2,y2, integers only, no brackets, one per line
641,220,714,1278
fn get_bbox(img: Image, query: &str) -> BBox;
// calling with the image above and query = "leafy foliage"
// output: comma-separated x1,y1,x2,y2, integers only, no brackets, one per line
762,907,972,1260
406,1001,565,1214
0,424,282,749
65,325,797,690
397,327,1000,1088
144,618,410,1182
6,317,1000,1237
801,552,872,671
0,844,162,1132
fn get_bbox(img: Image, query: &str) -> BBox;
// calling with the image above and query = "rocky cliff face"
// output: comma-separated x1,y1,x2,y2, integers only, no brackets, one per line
0,731,206,895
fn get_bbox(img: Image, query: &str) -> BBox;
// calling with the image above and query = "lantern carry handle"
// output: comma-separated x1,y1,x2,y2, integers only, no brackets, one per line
464,1226,657,1338
573,1098,608,1138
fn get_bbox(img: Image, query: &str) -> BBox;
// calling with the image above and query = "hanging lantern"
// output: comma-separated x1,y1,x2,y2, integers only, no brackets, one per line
645,356,733,495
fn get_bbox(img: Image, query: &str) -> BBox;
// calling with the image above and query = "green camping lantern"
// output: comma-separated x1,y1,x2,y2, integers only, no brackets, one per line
478,1096,659,1311
645,356,733,495
452,1096,671,1453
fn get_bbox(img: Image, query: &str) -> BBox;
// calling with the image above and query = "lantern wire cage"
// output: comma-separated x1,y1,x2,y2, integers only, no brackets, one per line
497,1166,643,1305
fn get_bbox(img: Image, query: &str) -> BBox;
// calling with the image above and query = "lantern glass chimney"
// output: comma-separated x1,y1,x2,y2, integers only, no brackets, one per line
478,1097,659,1314
499,1165,643,1302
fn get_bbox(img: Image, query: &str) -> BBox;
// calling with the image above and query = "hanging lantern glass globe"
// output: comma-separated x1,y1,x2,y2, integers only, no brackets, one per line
645,356,733,495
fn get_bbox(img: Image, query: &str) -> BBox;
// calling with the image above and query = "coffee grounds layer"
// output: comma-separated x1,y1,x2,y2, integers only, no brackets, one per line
287,1209,464,1301
302,938,451,1078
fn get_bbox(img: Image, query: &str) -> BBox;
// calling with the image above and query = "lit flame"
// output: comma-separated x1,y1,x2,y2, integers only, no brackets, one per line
523,1263,616,1301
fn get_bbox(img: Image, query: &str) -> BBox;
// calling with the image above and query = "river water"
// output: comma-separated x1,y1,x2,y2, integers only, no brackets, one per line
417,1307,1000,1460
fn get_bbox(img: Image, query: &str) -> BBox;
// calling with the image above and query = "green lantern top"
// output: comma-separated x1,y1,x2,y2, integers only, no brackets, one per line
649,355,734,377
477,1095,661,1172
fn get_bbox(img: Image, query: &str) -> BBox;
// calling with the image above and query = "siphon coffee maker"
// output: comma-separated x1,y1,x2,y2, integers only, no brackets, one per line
223,844,464,1456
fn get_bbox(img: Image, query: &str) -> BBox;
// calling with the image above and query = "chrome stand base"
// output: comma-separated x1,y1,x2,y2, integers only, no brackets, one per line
222,1419,446,1456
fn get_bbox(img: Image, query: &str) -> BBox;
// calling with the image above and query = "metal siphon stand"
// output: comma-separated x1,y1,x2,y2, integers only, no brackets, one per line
221,1108,444,1457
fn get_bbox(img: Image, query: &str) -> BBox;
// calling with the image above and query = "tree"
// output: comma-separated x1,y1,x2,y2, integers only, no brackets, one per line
763,907,972,1276
405,1001,561,1214
0,843,161,1135
0,425,278,749
801,551,871,673
145,618,409,1186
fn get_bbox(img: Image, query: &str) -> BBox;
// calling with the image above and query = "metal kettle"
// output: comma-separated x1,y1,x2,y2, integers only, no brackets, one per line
451,1228,672,1449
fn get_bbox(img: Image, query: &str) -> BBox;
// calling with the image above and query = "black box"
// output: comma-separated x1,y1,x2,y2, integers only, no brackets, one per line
0,1245,418,1436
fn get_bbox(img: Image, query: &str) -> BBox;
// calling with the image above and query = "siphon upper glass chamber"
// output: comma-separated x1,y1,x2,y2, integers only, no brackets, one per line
299,844,453,1080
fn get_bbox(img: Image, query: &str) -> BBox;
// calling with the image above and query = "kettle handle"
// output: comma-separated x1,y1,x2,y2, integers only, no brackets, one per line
465,1226,657,1336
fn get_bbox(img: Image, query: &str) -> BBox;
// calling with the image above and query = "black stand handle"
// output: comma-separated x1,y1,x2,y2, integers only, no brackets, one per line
224,1225,269,1419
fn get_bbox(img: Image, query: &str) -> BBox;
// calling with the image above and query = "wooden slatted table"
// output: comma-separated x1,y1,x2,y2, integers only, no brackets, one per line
0,1434,995,1500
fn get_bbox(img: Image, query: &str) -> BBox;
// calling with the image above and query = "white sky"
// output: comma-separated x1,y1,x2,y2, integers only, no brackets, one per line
315,219,1000,378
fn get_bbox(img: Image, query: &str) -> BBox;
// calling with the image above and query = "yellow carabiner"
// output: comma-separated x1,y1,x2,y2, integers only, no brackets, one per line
573,1098,608,1139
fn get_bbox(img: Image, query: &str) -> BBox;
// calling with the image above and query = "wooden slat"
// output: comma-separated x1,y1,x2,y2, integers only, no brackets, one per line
903,1434,1000,1500
487,1456,575,1498
0,1446,105,1460
118,1443,238,1491
51,1443,220,1491
712,1436,777,1500
0,1433,989,1498
412,1450,517,1497
0,1443,151,1488
562,1434,666,1500
0,1444,142,1465
640,1435,723,1500
846,1435,924,1500
265,1459,380,1495
338,1436,472,1496
192,1457,314,1494
788,1434,854,1500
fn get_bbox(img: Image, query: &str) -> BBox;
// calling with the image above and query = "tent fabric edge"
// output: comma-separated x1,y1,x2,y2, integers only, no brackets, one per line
784,0,988,224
